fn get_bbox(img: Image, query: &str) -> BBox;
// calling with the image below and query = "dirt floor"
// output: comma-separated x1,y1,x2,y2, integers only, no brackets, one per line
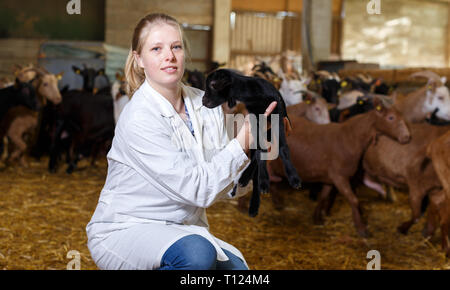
0,157,449,270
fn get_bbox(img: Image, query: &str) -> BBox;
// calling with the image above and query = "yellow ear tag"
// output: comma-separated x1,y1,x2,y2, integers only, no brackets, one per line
341,81,348,88
358,100,364,105
376,105,382,111
306,100,311,104
76,70,81,74
57,75,62,80
427,85,432,90
317,79,321,84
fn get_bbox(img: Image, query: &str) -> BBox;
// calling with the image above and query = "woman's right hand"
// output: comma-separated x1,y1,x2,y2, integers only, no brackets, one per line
236,101,277,154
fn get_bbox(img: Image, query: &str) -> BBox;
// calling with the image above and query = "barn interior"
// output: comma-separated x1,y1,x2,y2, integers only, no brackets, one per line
0,0,449,270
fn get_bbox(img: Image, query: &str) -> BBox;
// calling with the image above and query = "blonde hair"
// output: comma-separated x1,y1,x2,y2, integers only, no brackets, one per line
125,13,190,96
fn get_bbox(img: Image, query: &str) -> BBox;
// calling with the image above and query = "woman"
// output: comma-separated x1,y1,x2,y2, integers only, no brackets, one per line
86,13,276,270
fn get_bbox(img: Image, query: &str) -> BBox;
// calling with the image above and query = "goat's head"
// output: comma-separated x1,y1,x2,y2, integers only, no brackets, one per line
203,69,234,108
303,93,331,125
373,97,411,144
424,80,450,121
73,64,104,93
410,71,450,121
15,80,38,110
37,71,63,105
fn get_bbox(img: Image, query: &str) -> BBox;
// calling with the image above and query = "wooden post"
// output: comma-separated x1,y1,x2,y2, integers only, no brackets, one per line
213,0,231,65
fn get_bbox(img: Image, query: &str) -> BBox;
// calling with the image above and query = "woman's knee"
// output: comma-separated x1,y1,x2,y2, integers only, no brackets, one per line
160,234,217,270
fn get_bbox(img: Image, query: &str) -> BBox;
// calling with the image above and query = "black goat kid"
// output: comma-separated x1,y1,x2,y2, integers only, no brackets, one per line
203,69,301,216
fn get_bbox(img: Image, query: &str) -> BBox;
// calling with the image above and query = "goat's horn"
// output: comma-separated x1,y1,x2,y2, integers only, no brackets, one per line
357,73,371,83
316,70,332,78
409,71,442,85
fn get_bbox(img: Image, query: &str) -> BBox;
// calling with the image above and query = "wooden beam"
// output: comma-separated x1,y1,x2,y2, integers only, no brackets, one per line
213,0,231,64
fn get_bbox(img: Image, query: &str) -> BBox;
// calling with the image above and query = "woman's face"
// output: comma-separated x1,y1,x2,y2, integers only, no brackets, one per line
136,23,185,90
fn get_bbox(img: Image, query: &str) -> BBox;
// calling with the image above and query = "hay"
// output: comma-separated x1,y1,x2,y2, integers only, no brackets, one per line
0,158,448,270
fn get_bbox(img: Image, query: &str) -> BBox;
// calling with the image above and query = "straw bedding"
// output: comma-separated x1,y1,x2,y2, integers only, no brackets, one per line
0,157,448,270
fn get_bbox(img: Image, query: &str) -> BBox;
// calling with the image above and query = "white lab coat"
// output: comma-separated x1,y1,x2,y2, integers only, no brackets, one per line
86,79,250,269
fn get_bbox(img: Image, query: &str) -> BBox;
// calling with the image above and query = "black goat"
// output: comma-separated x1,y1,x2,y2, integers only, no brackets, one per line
72,65,106,93
329,95,375,123
203,69,301,216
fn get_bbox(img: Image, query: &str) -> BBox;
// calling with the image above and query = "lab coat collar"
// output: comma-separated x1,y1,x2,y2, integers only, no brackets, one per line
141,80,204,118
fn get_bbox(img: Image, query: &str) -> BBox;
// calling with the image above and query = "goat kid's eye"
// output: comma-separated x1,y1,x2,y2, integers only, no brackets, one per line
387,115,395,121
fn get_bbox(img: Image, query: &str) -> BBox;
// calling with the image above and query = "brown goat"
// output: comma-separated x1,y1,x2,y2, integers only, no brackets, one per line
363,124,449,235
422,131,450,256
0,106,38,167
394,71,450,123
270,98,411,237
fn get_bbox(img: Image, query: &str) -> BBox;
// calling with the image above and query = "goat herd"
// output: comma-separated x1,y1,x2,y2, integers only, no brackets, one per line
0,64,128,173
1,61,450,258
187,62,450,258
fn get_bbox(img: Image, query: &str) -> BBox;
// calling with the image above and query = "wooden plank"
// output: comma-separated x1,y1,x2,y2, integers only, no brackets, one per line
447,3,450,66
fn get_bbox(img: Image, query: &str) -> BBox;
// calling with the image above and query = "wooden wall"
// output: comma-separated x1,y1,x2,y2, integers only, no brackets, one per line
105,0,213,48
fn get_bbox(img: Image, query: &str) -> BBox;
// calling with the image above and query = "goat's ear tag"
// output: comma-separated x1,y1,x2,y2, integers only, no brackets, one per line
341,81,347,87
427,85,433,90
317,79,321,84
305,100,311,104
358,100,364,105
376,105,382,111
76,69,81,74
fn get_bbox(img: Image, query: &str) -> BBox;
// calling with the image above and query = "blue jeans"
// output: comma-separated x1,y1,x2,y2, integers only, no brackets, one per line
158,234,248,270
